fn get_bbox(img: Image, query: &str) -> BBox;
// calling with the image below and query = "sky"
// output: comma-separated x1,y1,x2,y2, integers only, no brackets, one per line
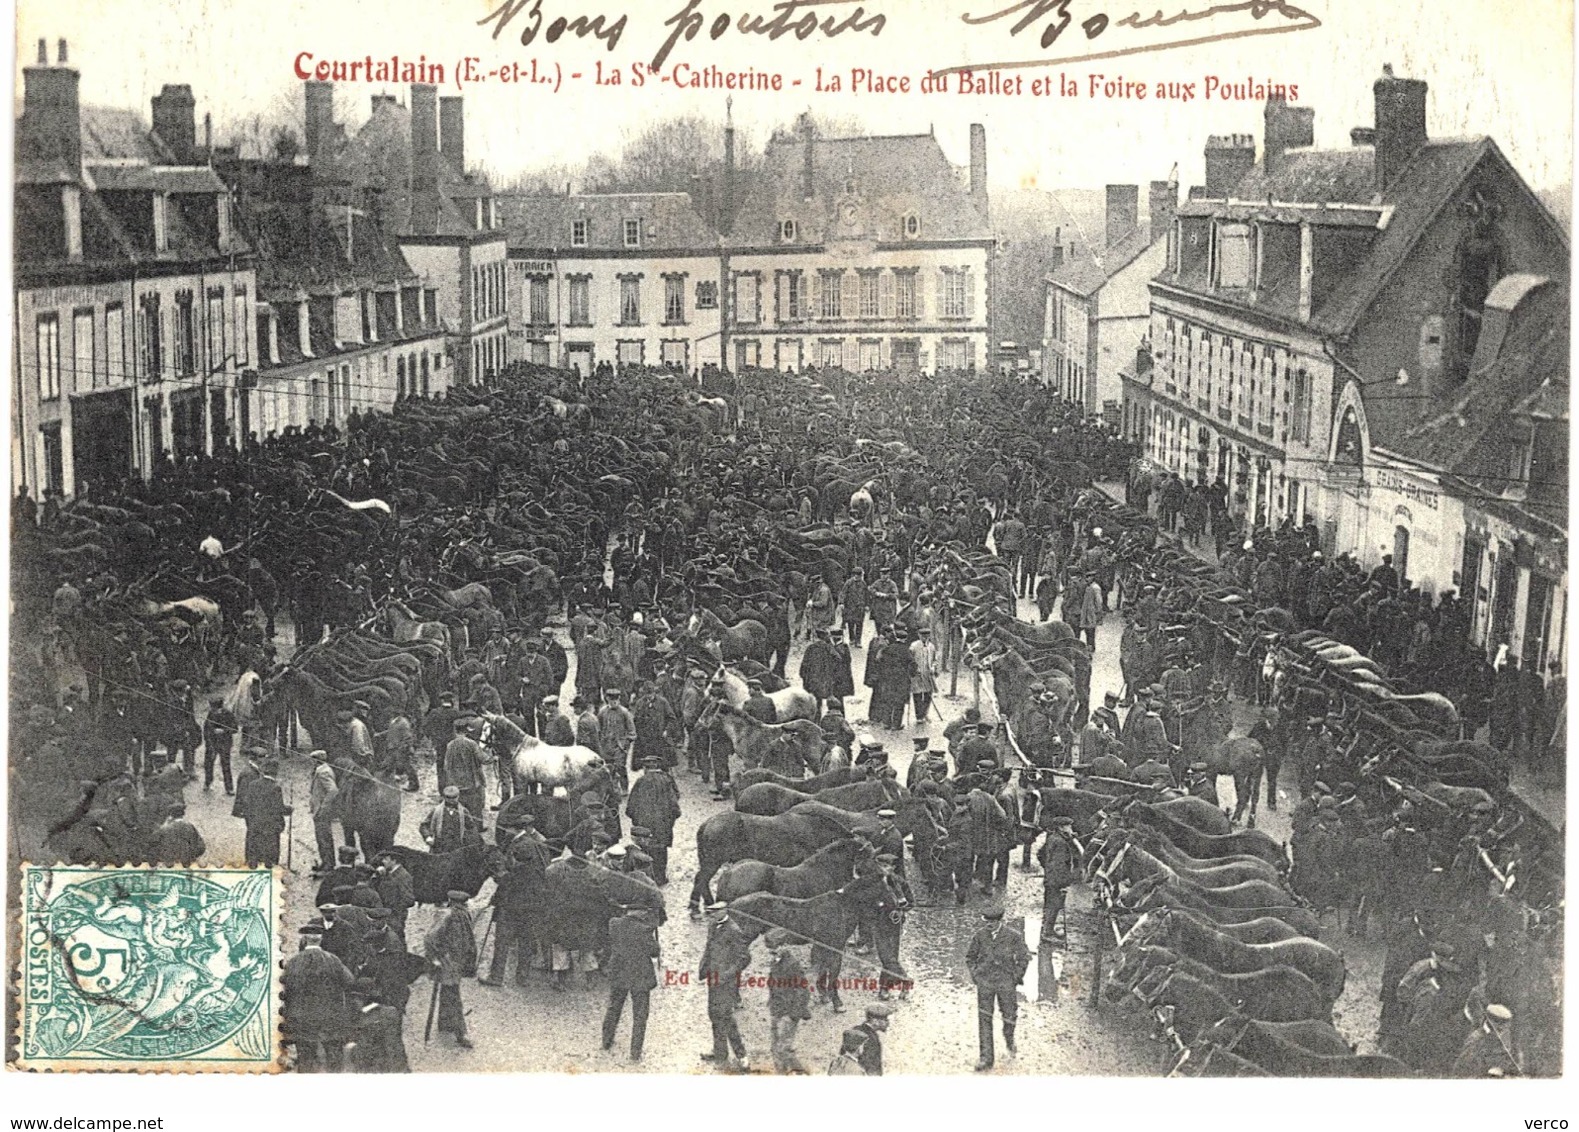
13,0,1576,193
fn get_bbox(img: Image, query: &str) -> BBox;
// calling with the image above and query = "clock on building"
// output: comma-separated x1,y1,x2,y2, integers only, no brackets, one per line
840,201,859,228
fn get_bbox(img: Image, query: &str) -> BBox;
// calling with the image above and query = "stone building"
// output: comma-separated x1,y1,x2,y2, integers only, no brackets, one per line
1044,180,1175,420
304,82,508,386
1122,72,1568,631
13,39,256,497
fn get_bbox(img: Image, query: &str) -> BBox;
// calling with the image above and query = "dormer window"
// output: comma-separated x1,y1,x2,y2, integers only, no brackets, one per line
624,219,640,248
845,179,857,195
1213,221,1252,289
903,214,920,239
780,219,797,242
1508,423,1534,493
572,219,588,247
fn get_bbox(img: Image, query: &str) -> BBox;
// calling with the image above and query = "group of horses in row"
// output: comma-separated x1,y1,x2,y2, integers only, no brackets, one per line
1085,795,1401,1076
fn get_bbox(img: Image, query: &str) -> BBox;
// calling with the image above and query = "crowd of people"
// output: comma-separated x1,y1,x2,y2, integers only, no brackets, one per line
10,352,1559,1078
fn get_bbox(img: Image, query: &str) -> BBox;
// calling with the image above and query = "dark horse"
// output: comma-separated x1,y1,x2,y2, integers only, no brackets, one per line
725,863,905,1009
689,797,941,913
714,836,875,901
384,842,502,905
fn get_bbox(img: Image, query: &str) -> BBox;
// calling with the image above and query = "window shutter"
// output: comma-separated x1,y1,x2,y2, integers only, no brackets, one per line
810,272,823,322
935,269,946,321
774,273,783,324
612,279,623,321
964,269,976,321
586,280,596,325
880,272,895,320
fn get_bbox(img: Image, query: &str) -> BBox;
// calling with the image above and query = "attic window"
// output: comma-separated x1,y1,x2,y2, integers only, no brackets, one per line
903,214,920,238
1214,222,1252,289
780,219,797,242
572,219,588,247
623,219,641,248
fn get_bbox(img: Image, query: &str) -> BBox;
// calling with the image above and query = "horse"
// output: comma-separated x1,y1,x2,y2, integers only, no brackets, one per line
697,699,822,777
714,837,875,901
734,777,902,817
383,842,502,905
725,865,904,1009
689,794,941,913
734,765,865,794
380,599,453,659
339,769,403,857
710,664,818,723
498,717,606,795
689,607,771,666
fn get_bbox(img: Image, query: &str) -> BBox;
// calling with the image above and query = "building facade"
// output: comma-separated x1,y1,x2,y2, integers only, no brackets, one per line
725,124,993,375
499,193,722,376
495,122,994,379
1044,181,1174,418
13,40,257,498
217,157,450,440
1123,77,1568,667
305,81,507,386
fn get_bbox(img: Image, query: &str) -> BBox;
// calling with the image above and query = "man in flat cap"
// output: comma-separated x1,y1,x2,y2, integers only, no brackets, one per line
598,687,637,794
421,786,483,853
698,902,751,1071
842,1002,893,1076
603,905,661,1062
235,755,291,867
424,890,479,1049
308,749,342,876
443,718,488,819
966,906,1031,1071
540,694,577,747
283,923,354,1072
626,755,681,885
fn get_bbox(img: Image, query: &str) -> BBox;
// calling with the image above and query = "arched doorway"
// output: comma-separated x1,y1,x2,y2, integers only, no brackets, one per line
1393,524,1411,585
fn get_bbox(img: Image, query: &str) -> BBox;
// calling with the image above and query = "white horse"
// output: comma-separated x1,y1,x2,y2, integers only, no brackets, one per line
489,714,605,794
709,665,818,723
134,596,222,658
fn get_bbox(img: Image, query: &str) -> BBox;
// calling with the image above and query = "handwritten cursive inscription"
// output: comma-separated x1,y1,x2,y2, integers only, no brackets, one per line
938,0,1321,77
652,0,887,73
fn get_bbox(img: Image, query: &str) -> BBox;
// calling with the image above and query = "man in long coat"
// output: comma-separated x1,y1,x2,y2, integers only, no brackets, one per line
424,890,478,1049
626,756,682,884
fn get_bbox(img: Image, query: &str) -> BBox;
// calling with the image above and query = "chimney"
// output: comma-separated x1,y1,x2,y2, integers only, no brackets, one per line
1263,96,1315,179
303,81,334,163
1105,184,1139,250
439,95,465,172
801,122,816,202
20,35,82,177
722,110,737,235
1374,67,1428,193
150,84,196,164
1148,179,1177,244
1050,244,1064,272
203,112,212,163
1351,127,1377,146
969,122,988,199
410,84,440,233
1204,134,1256,198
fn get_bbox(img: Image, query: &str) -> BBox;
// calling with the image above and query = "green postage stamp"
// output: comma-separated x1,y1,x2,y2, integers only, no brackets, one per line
16,864,282,1072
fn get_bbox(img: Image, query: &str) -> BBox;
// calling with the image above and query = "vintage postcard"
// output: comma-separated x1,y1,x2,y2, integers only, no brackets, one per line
5,0,1570,1089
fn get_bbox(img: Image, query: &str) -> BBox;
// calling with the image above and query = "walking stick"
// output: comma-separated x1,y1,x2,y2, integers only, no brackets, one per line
423,972,441,1043
478,908,497,967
